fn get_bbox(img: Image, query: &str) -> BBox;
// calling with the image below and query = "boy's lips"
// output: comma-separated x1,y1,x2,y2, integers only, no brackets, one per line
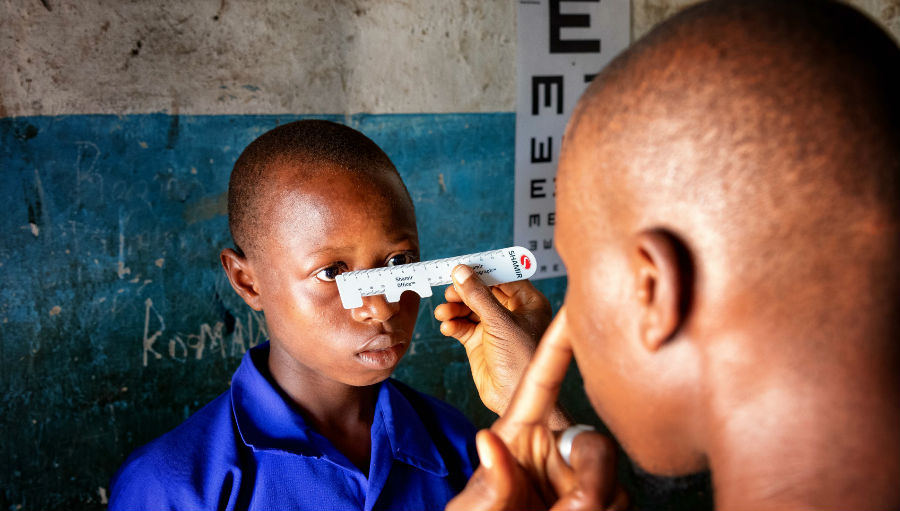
355,333,409,370
357,332,405,353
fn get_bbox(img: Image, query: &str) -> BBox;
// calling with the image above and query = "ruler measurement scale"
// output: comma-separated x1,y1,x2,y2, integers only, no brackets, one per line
336,246,537,309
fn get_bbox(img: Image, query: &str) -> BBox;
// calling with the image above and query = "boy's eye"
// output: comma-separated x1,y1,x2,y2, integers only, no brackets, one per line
315,264,346,282
386,253,418,267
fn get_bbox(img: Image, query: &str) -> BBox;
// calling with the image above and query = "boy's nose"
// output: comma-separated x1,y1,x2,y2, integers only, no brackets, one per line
350,294,398,322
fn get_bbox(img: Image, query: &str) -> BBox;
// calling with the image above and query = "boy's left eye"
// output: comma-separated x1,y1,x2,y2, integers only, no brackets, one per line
386,253,418,267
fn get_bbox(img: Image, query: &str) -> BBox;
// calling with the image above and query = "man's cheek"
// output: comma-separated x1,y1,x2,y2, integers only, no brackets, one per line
570,285,601,340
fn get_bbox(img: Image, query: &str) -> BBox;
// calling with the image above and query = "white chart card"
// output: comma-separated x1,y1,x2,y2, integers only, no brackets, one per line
514,0,630,279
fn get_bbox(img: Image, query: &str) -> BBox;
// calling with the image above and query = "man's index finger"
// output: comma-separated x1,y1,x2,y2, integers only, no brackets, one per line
493,307,573,439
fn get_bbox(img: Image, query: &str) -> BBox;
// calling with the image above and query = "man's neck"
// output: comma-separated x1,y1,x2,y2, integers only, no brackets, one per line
705,335,900,509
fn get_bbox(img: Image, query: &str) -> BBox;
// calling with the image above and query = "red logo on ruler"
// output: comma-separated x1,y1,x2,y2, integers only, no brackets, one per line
520,255,532,270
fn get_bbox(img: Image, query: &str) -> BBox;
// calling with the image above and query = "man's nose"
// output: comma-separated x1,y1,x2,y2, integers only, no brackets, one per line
350,294,399,322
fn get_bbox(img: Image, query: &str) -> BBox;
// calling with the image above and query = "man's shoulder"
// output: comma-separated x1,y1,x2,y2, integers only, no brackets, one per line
109,390,242,510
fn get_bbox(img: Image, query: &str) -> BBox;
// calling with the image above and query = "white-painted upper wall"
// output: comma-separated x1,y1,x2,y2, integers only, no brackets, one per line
1,0,897,117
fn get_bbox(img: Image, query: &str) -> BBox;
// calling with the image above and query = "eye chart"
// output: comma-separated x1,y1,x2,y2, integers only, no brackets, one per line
515,0,629,278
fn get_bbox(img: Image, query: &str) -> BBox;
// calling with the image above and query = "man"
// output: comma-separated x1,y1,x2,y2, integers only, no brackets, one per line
436,1,899,508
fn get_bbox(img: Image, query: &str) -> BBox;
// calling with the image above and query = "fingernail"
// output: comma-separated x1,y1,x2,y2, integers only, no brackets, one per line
476,431,494,469
453,265,473,284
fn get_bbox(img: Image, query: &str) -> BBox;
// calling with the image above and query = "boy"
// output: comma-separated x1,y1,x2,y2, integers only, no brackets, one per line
109,120,481,510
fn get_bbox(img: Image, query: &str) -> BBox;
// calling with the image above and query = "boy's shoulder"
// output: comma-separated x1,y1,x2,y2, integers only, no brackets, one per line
386,378,478,460
109,389,241,510
384,378,480,488
389,378,475,427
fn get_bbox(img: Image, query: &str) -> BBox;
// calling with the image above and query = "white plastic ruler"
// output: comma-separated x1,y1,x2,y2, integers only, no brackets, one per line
336,246,537,309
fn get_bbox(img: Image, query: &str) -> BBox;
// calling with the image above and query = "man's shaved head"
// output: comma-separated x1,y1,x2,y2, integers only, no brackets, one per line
562,0,899,334
556,0,899,506
567,0,898,225
228,119,411,257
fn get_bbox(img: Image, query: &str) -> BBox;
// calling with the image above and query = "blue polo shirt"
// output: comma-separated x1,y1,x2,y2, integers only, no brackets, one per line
109,342,478,510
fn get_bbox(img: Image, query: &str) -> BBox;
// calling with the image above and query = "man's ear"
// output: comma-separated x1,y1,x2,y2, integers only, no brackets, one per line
220,248,263,311
631,230,691,352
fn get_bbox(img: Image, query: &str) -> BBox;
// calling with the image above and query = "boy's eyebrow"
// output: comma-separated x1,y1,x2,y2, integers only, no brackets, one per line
305,245,355,258
305,236,419,259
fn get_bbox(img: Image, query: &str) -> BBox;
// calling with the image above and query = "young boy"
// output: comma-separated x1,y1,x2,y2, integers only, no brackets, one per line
109,120,480,510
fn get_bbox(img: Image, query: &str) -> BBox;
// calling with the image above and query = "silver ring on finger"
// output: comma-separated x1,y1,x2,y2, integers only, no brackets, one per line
557,424,596,466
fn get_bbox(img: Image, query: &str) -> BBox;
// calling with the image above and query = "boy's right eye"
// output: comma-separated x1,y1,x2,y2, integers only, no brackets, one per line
315,264,346,282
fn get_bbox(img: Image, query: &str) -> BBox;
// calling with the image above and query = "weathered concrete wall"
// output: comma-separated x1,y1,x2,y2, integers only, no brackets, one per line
2,1,896,116
1,1,517,116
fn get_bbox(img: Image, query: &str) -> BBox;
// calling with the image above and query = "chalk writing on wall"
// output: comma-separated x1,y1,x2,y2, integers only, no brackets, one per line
142,298,268,366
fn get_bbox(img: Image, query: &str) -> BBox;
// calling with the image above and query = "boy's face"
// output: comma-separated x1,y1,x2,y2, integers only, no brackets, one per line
247,165,420,387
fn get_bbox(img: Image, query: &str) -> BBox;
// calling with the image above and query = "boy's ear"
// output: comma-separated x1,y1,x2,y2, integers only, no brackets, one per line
220,248,263,311
631,230,691,352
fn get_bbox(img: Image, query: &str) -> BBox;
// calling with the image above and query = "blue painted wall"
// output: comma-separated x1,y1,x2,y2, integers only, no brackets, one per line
0,113,588,509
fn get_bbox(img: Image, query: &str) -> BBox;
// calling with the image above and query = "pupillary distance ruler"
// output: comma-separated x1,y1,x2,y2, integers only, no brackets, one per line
336,246,537,309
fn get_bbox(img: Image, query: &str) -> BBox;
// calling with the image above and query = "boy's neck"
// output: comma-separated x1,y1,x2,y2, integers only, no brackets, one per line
266,342,378,475
267,345,379,427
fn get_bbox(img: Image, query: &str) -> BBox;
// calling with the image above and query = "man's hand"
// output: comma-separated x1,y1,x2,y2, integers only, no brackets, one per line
434,264,553,416
447,430,549,511
448,429,627,511
447,308,627,511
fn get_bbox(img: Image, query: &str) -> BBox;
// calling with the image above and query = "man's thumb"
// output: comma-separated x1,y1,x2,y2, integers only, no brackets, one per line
446,430,518,511
476,430,518,496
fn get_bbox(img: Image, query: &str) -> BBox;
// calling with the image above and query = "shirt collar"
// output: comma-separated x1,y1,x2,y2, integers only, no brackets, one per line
230,342,448,476
230,342,324,457
377,378,448,477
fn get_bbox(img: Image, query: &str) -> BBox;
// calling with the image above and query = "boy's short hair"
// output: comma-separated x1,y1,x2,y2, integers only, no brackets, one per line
228,119,409,257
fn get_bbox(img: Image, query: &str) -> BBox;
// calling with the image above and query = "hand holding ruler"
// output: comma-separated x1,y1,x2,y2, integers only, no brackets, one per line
336,246,537,309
